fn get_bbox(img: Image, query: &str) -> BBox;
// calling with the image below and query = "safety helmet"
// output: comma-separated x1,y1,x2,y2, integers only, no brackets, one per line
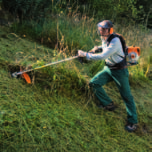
97,20,113,35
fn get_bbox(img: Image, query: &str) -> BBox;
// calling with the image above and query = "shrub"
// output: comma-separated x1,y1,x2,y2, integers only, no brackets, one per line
2,0,56,23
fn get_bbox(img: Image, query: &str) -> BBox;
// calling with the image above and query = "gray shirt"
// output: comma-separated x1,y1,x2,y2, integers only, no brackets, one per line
86,36,125,66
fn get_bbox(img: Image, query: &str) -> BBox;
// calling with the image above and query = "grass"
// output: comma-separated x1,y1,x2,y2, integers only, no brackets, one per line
0,16,152,152
0,65,152,152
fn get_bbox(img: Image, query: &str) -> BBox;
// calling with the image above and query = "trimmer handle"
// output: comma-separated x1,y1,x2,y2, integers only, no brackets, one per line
77,48,102,64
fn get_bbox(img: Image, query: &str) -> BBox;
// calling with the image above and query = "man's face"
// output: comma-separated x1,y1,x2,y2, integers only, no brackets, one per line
98,27,109,37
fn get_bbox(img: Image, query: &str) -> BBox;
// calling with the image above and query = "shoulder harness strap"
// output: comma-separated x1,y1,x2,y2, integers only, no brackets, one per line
107,33,126,58
107,33,116,46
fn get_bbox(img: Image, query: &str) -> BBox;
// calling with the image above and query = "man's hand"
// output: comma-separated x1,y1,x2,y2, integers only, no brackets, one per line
78,50,87,57
89,46,98,53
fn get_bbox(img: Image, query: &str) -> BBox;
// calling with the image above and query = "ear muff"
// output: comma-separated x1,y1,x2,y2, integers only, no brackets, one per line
109,28,113,34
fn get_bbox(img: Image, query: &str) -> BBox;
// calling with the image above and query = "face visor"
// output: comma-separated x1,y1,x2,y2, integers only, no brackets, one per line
97,26,108,36
97,20,113,36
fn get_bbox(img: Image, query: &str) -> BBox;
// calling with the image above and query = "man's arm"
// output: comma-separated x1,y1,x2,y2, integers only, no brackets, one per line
86,37,120,60
89,45,103,53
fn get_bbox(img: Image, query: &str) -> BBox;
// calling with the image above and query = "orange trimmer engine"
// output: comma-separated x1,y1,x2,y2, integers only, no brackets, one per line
126,46,141,65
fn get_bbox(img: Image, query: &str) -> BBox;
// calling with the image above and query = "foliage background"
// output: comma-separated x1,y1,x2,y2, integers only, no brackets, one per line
1,0,152,27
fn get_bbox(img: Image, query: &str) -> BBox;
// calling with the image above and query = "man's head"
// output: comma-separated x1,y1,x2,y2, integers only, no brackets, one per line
97,20,113,37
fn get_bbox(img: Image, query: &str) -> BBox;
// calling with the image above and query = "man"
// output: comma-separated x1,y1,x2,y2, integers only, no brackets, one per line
78,20,138,132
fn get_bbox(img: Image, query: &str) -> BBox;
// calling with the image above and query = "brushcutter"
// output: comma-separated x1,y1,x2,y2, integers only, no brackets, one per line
11,56,79,84
11,46,141,84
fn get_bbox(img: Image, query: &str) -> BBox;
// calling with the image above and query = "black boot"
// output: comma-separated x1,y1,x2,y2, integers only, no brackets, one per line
97,102,116,111
104,102,116,111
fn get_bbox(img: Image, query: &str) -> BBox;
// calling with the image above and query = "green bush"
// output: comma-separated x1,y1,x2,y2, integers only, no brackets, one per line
2,0,152,27
2,0,57,22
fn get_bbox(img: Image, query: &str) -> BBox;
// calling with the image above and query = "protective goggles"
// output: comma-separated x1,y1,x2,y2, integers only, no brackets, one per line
97,24,113,35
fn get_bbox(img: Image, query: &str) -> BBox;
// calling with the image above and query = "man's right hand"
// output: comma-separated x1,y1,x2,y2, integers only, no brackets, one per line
78,50,87,57
89,46,98,53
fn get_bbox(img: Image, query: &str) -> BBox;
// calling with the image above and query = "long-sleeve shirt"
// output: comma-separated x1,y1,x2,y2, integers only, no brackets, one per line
86,36,125,66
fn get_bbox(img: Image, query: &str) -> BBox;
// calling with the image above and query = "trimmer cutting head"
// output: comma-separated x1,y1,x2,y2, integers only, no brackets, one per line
11,69,31,84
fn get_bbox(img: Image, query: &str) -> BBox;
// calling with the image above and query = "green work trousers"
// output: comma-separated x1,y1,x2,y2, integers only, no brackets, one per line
89,66,138,124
